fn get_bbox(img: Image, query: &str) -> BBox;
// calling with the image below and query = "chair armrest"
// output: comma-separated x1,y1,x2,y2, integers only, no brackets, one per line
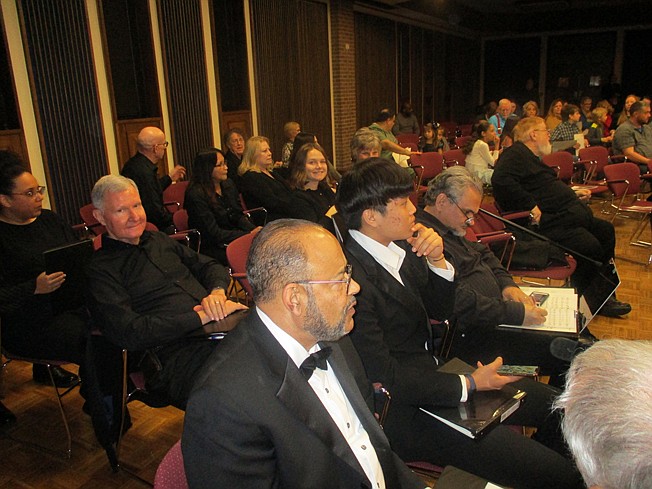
243,207,268,226
163,201,180,214
609,155,628,163
444,159,459,167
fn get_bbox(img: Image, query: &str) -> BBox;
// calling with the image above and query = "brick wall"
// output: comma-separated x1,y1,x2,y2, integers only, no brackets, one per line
330,0,357,173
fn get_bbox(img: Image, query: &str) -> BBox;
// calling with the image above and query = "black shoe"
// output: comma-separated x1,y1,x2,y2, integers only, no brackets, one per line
0,401,16,426
598,298,632,317
33,364,79,388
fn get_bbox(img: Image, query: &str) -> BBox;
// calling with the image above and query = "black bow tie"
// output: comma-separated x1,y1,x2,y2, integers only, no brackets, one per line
299,347,332,380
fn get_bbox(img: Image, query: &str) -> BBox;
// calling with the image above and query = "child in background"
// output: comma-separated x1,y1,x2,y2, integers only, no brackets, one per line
421,123,450,154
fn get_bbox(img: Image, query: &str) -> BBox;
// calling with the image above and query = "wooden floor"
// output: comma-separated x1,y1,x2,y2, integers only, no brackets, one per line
1,200,651,488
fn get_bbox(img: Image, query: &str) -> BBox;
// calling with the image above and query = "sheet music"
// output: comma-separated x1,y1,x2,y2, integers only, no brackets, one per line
499,286,578,334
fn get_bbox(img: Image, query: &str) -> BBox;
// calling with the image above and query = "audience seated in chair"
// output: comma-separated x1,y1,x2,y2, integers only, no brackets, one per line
336,158,584,489
492,116,631,318
417,166,572,385
462,120,500,185
350,127,381,165
86,175,247,410
550,104,586,154
120,126,186,234
237,136,311,223
183,219,426,489
280,121,301,168
223,128,246,186
184,148,260,265
612,101,652,175
0,150,85,391
554,340,652,489
286,142,336,231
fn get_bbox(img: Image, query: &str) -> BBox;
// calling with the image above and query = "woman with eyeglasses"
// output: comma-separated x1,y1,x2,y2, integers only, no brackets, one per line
0,150,85,393
184,148,260,265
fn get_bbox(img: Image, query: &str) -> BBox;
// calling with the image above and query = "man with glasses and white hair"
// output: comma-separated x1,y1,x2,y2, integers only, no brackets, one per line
417,166,572,385
492,116,630,318
121,126,186,233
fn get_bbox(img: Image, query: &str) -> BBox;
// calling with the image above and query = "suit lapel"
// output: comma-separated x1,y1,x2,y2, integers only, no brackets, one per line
247,311,369,483
346,237,432,337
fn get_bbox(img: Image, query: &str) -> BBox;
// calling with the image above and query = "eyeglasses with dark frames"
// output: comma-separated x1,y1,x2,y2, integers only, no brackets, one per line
11,186,46,198
295,264,353,294
449,197,476,226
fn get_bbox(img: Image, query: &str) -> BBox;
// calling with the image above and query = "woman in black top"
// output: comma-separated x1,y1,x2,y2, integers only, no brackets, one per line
185,148,259,264
287,143,336,231
238,136,310,222
0,151,83,389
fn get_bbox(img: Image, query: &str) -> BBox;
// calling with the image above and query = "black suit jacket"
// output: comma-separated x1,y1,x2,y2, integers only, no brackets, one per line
183,310,422,489
344,236,460,408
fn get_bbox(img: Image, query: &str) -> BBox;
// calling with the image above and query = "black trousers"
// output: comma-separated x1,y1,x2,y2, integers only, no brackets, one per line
539,203,615,294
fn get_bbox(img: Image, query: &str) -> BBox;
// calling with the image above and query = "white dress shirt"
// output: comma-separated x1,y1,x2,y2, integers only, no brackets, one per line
258,307,386,488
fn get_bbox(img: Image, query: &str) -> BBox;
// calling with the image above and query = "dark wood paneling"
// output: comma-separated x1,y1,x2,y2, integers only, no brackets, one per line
249,0,333,161
354,13,396,127
220,111,252,143
158,0,213,171
114,117,164,173
20,0,108,223
0,130,27,165
446,35,480,123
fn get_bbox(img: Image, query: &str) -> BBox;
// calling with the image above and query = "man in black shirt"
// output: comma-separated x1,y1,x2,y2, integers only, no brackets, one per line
492,116,630,317
121,126,186,233
86,175,246,409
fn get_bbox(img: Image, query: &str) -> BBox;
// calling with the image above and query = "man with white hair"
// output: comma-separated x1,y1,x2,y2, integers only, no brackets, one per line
491,116,630,318
554,339,652,489
488,99,512,135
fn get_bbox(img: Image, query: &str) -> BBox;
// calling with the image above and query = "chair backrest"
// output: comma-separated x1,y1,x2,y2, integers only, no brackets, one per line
578,146,610,176
396,133,419,147
454,136,472,149
162,181,189,208
442,148,466,167
457,123,473,137
476,202,507,233
604,162,642,197
542,151,575,181
226,232,256,298
439,121,457,141
154,440,188,489
79,203,106,236
173,209,189,232
410,152,445,181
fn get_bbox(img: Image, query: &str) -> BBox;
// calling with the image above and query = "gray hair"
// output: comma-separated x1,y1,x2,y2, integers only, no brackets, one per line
423,166,483,206
91,175,139,211
553,340,652,489
350,127,381,160
246,219,322,303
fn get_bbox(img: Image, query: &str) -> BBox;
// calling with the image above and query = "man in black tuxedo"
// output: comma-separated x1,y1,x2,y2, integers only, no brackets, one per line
336,158,583,489
183,219,424,488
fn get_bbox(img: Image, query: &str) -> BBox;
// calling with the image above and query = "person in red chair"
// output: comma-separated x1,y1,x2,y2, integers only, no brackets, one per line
612,101,652,175
417,166,576,386
492,116,631,318
86,175,246,409
121,126,186,234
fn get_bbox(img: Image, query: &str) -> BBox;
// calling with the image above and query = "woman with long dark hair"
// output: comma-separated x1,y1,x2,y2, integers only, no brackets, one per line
185,148,259,264
463,120,500,184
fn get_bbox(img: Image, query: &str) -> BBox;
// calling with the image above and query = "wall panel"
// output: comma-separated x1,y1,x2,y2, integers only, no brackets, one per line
159,0,213,170
20,0,107,224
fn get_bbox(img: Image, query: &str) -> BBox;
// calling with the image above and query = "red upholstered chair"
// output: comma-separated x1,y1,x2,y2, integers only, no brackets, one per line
454,136,473,149
409,152,445,198
543,152,608,197
154,440,188,489
603,162,652,247
79,203,106,236
442,148,466,167
162,180,189,210
226,232,256,303
396,133,419,148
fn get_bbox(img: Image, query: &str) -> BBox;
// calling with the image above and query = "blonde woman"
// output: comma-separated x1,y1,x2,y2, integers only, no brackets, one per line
238,136,308,222
545,98,563,131
616,94,639,127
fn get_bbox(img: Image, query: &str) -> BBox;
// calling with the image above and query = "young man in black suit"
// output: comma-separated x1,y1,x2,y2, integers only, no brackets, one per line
336,158,583,489
183,219,425,488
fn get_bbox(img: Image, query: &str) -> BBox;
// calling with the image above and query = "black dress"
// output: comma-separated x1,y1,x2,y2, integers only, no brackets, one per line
239,170,311,223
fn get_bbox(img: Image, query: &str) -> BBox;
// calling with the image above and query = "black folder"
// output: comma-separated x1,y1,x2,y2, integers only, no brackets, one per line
43,239,94,315
420,358,526,439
